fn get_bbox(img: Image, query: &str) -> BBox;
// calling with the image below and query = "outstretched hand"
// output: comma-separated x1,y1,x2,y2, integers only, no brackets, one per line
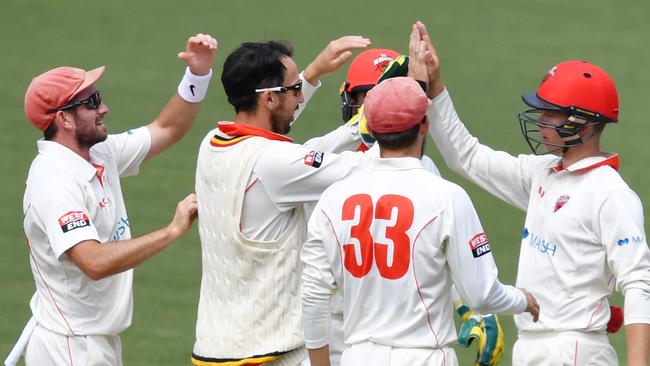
178,33,218,76
303,36,371,85
411,21,444,98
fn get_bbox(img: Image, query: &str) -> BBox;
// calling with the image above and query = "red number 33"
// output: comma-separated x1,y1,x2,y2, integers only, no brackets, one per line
341,194,414,279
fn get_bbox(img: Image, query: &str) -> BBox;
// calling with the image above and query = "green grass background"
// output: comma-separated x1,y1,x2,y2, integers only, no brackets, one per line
1,0,648,364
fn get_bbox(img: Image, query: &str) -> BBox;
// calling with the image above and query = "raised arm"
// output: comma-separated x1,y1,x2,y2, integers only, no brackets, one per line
302,36,371,86
145,33,218,160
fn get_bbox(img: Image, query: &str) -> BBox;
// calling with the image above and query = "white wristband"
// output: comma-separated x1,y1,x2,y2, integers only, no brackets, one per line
177,67,212,103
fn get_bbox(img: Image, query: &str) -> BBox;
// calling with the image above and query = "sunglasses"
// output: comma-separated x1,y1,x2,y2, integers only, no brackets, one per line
254,81,302,95
49,91,102,113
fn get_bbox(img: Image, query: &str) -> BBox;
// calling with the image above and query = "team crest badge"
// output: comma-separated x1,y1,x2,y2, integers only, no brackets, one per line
554,194,570,212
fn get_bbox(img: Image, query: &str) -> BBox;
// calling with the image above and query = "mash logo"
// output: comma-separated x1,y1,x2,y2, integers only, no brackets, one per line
303,150,324,168
469,232,491,258
58,211,90,233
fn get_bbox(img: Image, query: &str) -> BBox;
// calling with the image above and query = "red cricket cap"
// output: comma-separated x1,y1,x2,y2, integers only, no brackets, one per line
342,48,400,94
364,77,429,133
24,66,105,131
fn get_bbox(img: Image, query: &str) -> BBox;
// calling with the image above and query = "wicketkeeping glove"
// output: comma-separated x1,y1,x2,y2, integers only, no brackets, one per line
455,300,505,366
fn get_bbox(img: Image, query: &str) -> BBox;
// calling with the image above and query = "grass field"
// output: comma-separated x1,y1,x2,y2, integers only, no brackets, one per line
1,0,649,364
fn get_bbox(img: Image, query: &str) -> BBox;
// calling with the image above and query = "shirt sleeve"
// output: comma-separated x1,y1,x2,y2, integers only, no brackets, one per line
427,88,555,211
598,187,650,325
101,126,151,177
303,124,362,153
301,199,337,349
254,143,368,210
444,183,527,314
33,179,100,258
292,71,321,123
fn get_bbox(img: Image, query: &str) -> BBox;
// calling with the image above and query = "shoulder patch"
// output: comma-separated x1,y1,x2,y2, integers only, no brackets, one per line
58,211,90,233
469,232,491,258
304,150,324,168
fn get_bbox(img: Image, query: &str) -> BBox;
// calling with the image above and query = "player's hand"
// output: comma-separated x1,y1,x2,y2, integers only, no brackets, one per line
303,36,371,85
520,288,540,322
456,301,505,366
167,193,199,239
408,23,429,82
412,21,444,98
178,33,218,76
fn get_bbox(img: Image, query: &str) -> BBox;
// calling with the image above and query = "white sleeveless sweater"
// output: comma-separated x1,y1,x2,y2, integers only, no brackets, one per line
193,129,306,362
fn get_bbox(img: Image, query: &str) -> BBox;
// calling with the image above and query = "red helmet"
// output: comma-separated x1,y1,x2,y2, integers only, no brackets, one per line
340,48,399,122
522,60,619,122
342,48,399,94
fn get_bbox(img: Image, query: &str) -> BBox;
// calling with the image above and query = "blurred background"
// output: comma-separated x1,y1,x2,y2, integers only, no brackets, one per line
1,0,648,364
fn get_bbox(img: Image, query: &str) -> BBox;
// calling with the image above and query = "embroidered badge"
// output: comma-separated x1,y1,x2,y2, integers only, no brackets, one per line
303,150,324,168
58,211,90,233
554,195,570,212
469,232,491,258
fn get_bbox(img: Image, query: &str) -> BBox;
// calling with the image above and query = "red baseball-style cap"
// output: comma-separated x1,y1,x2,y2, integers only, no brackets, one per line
341,48,400,94
24,66,106,131
364,77,429,133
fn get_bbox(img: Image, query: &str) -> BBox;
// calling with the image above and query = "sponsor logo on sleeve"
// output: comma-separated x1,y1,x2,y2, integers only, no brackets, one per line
617,236,644,246
58,211,91,233
303,150,324,168
469,232,491,258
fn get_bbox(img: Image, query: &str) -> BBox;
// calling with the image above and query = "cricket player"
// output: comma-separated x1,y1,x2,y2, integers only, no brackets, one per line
301,76,539,366
11,34,217,366
412,20,650,365
192,36,381,366
334,47,507,366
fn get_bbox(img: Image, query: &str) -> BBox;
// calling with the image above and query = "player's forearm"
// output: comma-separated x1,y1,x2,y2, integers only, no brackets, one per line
68,226,181,280
145,68,213,159
625,323,650,366
307,345,331,366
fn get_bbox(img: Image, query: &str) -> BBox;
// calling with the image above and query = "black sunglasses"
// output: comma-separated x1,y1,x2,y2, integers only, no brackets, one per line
254,81,303,95
49,91,102,113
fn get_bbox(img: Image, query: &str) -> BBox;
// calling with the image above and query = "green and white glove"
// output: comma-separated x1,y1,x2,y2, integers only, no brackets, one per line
455,300,505,366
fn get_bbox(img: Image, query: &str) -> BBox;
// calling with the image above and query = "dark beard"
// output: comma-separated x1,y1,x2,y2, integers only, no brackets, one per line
75,125,108,148
270,111,291,135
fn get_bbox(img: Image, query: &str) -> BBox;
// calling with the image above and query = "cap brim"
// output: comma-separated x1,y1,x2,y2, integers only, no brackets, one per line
521,92,562,110
74,66,106,98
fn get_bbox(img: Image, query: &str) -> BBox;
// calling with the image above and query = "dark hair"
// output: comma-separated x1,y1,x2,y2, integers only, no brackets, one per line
43,121,58,140
372,122,422,150
221,41,293,113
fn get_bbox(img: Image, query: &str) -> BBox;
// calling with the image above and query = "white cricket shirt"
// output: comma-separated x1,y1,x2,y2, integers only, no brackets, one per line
23,127,151,336
427,88,650,332
301,157,526,350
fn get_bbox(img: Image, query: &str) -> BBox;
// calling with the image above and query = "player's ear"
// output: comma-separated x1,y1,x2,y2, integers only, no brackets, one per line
53,110,74,131
263,91,280,111
420,116,429,134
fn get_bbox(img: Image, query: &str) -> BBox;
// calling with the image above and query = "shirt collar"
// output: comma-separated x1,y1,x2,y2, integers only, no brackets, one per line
370,156,424,170
217,122,293,142
552,153,619,174
37,140,97,181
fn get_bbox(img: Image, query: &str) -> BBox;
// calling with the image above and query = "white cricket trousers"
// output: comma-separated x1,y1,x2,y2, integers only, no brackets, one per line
341,342,458,366
513,331,617,366
25,324,123,366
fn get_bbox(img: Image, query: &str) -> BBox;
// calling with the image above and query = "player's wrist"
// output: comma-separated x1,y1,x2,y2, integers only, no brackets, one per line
178,66,212,103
